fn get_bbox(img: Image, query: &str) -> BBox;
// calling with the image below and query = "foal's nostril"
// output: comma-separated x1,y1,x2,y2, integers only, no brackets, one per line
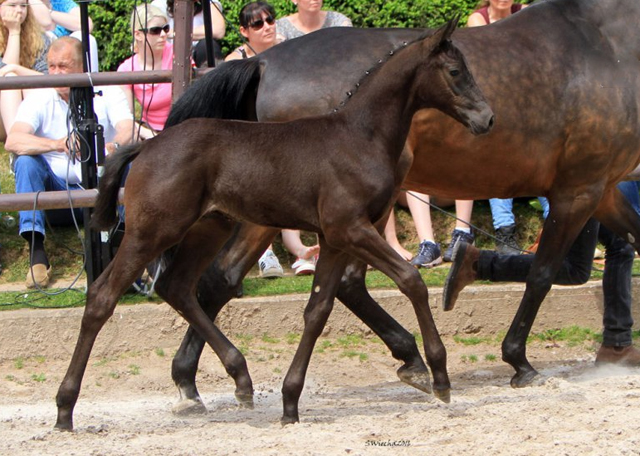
488,115,495,129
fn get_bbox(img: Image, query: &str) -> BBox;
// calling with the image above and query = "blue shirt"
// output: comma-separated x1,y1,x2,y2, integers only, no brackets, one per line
51,0,79,37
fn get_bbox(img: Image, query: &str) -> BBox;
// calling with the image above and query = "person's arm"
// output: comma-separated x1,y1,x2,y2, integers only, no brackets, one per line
0,63,42,77
192,4,225,40
466,12,487,27
28,0,55,31
1,6,24,64
105,119,134,154
51,4,93,33
5,121,67,156
224,49,241,62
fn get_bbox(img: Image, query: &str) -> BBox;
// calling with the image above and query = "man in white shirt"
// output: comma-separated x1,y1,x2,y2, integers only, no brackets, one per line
5,37,133,288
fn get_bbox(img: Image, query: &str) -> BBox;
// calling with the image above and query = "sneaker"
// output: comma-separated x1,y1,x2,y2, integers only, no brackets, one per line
259,250,284,279
442,241,480,311
595,345,640,366
292,255,317,276
410,241,442,268
443,229,474,262
494,224,520,255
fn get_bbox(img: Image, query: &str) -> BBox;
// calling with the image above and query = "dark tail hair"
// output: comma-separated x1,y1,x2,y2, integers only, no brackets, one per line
91,143,143,231
165,58,262,127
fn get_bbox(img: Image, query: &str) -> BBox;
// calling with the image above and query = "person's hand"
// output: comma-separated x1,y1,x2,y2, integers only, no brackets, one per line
0,64,18,77
1,7,23,35
57,134,81,160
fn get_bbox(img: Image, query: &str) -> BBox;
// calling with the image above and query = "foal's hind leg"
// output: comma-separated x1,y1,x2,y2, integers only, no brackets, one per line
281,240,350,424
55,236,170,430
336,259,431,394
594,186,640,253
171,223,279,414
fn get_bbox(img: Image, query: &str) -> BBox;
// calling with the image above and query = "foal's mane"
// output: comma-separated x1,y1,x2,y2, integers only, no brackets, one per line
331,30,438,114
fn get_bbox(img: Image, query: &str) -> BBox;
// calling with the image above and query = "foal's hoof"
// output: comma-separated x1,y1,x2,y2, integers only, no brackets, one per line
280,415,299,426
510,369,539,389
235,392,255,409
433,386,451,404
54,421,73,432
397,365,432,394
172,397,207,416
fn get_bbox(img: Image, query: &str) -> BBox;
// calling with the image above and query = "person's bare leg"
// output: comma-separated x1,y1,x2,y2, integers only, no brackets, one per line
384,208,413,260
407,192,435,242
282,229,319,259
455,199,474,230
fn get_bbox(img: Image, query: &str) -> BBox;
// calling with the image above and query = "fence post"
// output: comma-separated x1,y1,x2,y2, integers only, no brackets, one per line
172,0,194,102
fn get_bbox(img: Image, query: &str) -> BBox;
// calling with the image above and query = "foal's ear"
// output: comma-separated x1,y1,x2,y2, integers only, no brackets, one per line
423,16,459,53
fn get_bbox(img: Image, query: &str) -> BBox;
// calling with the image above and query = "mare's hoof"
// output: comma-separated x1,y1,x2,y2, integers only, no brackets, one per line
235,392,255,409
397,365,432,394
510,369,539,388
172,398,207,416
433,387,451,404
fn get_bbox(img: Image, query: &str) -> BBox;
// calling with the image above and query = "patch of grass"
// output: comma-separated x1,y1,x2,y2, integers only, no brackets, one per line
337,334,366,348
285,333,300,345
260,333,280,344
13,357,24,369
529,325,600,347
31,373,46,382
453,335,493,346
485,354,498,362
273,367,282,374
5,374,18,382
34,355,46,364
340,350,368,361
128,364,140,375
154,347,165,357
108,371,120,379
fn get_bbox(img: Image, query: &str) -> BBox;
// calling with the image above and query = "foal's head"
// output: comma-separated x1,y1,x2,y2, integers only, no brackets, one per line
415,18,494,135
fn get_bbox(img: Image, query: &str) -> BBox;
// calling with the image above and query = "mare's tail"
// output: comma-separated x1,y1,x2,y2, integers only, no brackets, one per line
91,143,143,231
165,58,262,127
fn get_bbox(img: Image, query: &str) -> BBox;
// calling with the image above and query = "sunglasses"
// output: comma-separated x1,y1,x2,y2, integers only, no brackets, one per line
140,24,171,36
249,15,275,31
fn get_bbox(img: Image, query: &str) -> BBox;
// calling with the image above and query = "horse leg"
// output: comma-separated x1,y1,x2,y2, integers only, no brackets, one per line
336,259,431,394
55,235,172,430
171,223,279,414
281,240,350,424
594,185,640,253
157,220,273,411
326,222,450,402
502,193,602,387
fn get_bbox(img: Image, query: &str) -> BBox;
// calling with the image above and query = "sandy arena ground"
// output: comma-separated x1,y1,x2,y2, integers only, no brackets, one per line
2,315,640,456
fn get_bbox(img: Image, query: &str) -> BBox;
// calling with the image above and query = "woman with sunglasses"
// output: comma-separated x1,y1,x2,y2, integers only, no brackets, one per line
225,1,277,61
117,4,175,140
276,0,351,41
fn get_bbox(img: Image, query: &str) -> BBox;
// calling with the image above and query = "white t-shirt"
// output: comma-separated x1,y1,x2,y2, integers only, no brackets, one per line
15,86,132,184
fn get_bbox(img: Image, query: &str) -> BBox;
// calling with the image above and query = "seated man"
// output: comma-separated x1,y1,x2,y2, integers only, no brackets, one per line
5,36,133,288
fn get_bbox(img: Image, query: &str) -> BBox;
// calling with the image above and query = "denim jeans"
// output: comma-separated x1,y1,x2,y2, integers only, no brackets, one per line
489,197,550,230
479,182,640,346
14,155,83,237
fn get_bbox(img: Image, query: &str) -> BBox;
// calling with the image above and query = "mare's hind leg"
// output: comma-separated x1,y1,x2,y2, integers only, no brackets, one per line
157,218,268,411
171,223,279,414
281,240,350,424
503,192,601,387
56,235,174,430
325,220,450,402
336,259,431,394
594,185,640,253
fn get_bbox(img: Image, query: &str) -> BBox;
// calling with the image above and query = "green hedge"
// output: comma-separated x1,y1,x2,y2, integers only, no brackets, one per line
89,0,526,71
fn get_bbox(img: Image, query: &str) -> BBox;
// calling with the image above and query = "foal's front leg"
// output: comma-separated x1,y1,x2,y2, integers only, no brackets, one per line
281,241,350,424
328,221,450,402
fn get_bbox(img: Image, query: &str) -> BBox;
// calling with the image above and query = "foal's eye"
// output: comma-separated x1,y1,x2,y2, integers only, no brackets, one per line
449,69,460,77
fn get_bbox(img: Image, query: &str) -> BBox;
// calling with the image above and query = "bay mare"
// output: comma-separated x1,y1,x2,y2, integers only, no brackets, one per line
54,22,494,430
161,0,640,414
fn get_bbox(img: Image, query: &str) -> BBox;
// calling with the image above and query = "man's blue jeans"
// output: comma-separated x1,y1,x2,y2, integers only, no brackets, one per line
489,197,550,229
14,155,83,237
478,182,640,346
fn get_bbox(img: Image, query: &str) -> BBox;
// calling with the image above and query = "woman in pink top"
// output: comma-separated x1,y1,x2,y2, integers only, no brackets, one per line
117,4,173,139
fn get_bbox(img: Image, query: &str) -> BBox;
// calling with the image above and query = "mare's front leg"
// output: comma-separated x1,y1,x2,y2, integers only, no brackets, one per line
503,192,601,387
281,240,350,424
327,220,450,402
171,222,279,414
336,260,431,394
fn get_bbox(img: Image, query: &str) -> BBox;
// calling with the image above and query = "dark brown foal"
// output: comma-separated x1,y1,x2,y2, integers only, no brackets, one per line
55,20,494,429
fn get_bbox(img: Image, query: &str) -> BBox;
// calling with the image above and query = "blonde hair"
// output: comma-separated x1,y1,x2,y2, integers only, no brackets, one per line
0,0,45,68
131,4,168,32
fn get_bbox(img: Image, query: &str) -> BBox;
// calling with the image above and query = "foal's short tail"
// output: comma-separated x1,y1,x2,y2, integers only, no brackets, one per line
165,58,262,127
91,143,143,231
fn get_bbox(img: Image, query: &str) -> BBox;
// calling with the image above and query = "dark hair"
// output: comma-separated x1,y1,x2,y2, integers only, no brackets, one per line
166,0,203,18
239,1,276,28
